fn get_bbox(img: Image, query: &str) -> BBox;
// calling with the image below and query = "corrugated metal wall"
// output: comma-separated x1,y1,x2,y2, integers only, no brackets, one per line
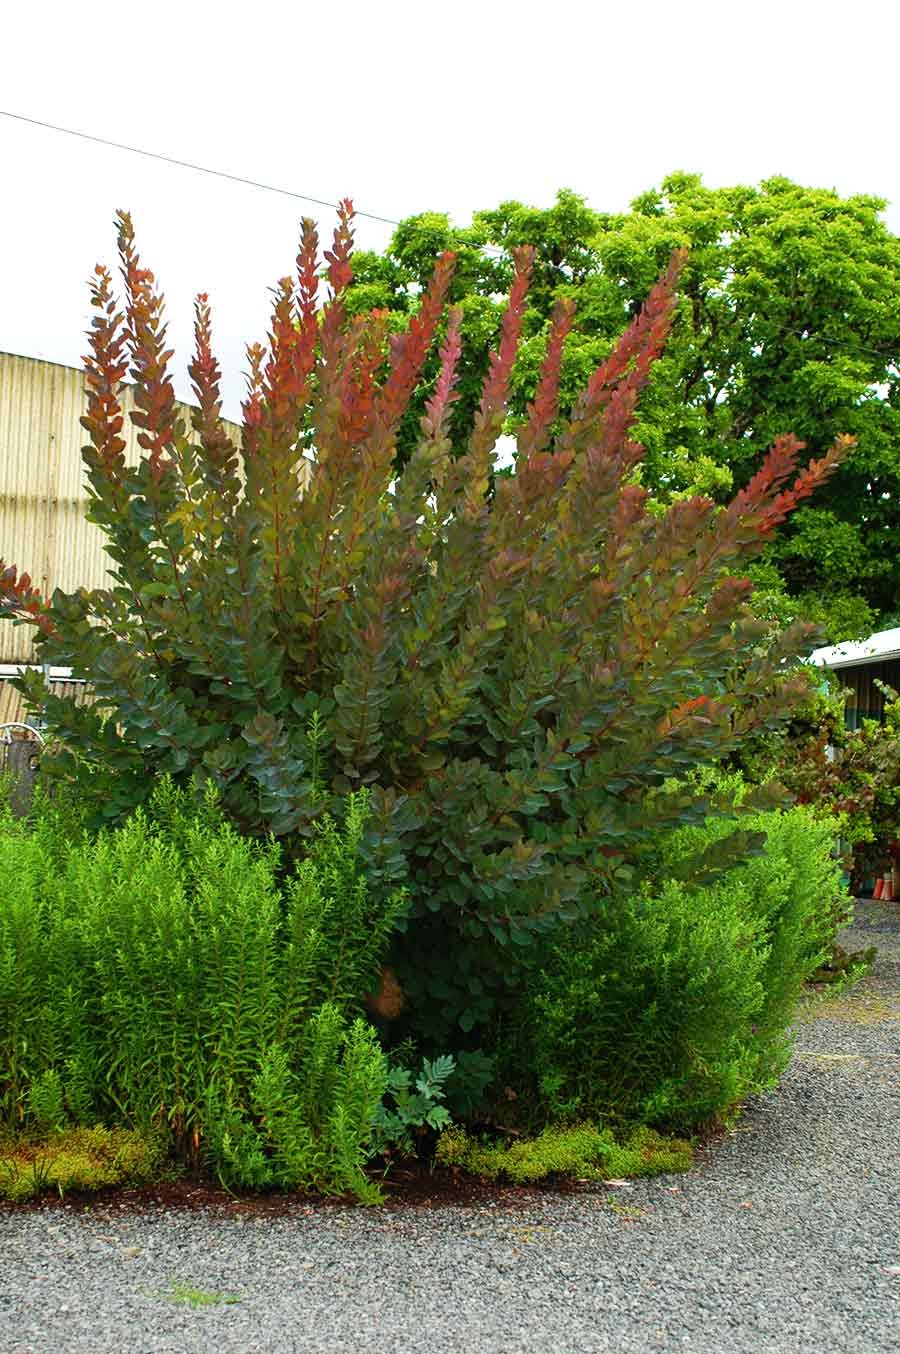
0,351,241,663
0,676,92,732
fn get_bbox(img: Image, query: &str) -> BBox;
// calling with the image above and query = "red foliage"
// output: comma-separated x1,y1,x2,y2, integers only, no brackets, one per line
81,264,129,485
518,296,577,459
0,564,55,637
188,294,235,479
378,252,457,437
116,211,178,477
421,305,464,443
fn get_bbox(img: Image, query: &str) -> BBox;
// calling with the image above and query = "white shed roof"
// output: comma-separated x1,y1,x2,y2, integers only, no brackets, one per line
809,627,900,671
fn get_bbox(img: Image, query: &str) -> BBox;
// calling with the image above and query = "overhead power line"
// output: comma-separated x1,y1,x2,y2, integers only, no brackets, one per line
0,108,400,223
0,108,505,256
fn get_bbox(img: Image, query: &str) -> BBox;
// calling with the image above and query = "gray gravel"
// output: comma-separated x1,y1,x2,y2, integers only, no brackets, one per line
1,903,898,1354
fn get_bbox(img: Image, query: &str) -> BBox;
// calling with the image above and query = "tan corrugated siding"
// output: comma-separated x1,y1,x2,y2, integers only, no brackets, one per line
0,352,241,663
0,679,26,727
0,677,93,729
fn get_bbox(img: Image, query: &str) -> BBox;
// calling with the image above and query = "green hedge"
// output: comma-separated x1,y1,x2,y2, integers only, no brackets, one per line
516,804,846,1132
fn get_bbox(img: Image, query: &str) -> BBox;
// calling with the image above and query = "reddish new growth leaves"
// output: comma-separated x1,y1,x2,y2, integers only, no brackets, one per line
116,210,178,477
319,197,355,372
518,296,577,459
729,432,856,536
456,246,534,516
563,248,686,467
81,264,129,486
479,245,535,421
189,294,235,480
241,342,266,461
378,251,457,436
421,305,464,443
0,564,55,637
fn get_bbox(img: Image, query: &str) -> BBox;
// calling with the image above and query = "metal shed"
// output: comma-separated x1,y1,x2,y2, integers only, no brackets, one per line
1,349,241,727
0,349,241,665
809,627,900,726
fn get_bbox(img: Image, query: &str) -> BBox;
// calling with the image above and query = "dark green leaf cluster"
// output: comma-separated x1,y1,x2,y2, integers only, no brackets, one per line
369,1053,455,1158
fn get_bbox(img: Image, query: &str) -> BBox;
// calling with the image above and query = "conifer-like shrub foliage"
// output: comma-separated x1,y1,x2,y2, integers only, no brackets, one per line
522,882,767,1132
514,801,848,1132
0,784,401,1201
660,798,849,1046
0,204,850,1039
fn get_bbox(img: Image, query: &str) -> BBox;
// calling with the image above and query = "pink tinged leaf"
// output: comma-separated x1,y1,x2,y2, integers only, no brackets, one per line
325,198,355,298
242,342,266,459
377,251,457,435
563,248,685,463
294,216,321,383
477,245,534,421
319,200,357,384
115,210,178,475
518,295,576,459
81,264,129,477
421,305,464,441
188,294,235,472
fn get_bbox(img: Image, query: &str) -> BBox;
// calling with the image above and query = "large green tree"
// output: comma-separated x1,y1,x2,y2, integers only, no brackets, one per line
350,175,900,640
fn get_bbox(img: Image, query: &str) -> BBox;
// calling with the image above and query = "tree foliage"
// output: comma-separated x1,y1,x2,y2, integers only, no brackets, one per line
352,175,900,639
0,202,849,1039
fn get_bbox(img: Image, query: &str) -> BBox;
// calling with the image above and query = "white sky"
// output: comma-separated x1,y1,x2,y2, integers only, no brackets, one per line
3,0,899,421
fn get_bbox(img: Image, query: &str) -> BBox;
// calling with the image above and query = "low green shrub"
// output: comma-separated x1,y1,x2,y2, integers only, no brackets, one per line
511,802,847,1135
523,884,766,1132
0,781,404,1202
658,802,848,1084
434,1122,691,1184
0,1125,165,1202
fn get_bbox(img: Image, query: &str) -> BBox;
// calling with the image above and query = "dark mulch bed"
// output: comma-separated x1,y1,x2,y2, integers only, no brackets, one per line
0,1165,594,1220
0,1121,726,1219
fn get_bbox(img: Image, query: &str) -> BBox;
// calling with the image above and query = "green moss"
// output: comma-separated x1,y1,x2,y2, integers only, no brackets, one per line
602,1125,693,1178
0,1126,167,1202
434,1122,691,1185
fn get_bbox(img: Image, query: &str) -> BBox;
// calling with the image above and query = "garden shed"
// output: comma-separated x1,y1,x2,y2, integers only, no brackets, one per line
809,626,900,727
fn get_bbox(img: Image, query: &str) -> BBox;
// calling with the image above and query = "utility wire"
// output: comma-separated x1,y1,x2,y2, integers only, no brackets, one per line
0,107,506,257
0,109,398,223
789,331,898,366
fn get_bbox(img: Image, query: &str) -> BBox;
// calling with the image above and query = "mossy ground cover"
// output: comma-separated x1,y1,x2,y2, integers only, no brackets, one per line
0,1126,166,1202
0,1123,692,1207
435,1123,692,1186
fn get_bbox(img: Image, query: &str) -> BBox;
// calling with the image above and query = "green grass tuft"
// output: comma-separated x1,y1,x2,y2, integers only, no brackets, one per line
163,1283,242,1308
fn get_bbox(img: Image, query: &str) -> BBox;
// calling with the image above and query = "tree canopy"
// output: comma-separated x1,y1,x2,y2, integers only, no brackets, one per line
349,175,900,640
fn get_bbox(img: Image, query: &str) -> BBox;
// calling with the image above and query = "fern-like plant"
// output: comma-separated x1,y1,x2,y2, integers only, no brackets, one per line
0,203,851,1039
0,783,400,1200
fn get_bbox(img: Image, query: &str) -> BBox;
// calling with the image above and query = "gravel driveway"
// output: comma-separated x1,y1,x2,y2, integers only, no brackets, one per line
1,902,898,1354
